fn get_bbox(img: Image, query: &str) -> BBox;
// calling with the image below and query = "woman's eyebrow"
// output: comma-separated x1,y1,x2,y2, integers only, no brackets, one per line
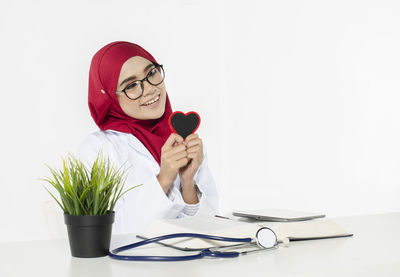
119,63,155,87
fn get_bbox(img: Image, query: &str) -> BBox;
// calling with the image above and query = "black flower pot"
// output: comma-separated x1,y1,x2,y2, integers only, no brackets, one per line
64,212,115,258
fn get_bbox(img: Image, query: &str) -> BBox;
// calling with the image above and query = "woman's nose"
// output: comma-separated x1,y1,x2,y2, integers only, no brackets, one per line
142,80,156,96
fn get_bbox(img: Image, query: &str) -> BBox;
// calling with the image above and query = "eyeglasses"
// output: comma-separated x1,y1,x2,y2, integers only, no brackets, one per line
115,64,165,100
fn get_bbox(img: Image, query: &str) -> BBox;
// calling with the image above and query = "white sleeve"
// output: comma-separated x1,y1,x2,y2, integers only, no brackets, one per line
180,185,202,216
113,174,183,235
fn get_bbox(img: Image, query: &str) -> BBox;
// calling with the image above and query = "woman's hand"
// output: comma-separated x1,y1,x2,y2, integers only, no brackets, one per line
157,133,189,194
179,133,204,188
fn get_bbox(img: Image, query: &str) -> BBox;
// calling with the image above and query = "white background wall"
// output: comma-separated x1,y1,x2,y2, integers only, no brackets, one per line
0,0,399,243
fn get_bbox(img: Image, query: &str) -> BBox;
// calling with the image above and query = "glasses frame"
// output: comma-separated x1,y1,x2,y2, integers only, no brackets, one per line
115,63,165,100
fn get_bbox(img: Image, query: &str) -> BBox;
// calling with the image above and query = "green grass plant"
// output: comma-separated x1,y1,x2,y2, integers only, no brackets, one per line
42,152,140,216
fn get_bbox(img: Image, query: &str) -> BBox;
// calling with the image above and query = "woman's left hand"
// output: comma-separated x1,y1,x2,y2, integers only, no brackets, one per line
179,133,203,187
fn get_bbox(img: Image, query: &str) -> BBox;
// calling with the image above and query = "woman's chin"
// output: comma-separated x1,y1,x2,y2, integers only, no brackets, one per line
144,106,165,120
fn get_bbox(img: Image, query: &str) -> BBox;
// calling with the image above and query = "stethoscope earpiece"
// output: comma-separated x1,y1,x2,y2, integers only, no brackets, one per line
279,237,290,245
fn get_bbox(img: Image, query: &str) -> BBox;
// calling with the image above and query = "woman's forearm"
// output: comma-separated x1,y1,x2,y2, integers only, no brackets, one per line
180,179,199,204
157,174,173,194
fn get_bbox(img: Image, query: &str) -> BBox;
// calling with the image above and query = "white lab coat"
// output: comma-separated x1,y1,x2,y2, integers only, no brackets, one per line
77,129,219,235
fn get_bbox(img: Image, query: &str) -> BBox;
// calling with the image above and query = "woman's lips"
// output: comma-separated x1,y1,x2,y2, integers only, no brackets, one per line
142,95,161,109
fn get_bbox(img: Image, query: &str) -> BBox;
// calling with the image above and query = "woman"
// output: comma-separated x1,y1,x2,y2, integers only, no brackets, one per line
77,41,219,235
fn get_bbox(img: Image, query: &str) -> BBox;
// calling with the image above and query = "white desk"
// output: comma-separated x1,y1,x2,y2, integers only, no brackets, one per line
1,213,399,277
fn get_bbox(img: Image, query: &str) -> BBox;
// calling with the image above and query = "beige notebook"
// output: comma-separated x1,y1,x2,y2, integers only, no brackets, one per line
140,215,352,249
262,220,352,241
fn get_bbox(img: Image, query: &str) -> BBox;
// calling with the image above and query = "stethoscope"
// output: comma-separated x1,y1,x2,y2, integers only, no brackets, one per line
109,227,287,262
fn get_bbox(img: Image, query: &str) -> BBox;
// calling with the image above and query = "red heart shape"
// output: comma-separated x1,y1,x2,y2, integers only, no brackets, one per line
168,111,201,139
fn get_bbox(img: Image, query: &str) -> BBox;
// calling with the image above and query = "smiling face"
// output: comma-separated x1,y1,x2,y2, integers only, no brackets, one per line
116,56,167,120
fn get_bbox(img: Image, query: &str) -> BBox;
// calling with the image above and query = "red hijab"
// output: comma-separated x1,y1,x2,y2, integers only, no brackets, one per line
88,41,172,165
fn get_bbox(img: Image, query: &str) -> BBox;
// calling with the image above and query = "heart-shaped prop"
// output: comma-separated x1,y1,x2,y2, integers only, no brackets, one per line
168,111,201,139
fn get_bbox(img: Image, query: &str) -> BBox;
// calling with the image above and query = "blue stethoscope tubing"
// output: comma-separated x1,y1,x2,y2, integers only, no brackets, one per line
108,232,254,261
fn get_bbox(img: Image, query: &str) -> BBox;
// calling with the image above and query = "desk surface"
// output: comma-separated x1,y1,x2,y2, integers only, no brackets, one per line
1,213,400,277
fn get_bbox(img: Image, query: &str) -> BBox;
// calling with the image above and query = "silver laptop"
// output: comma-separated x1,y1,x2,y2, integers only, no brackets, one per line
232,209,326,222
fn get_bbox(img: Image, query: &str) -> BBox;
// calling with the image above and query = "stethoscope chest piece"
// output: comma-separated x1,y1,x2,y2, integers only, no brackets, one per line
256,227,278,248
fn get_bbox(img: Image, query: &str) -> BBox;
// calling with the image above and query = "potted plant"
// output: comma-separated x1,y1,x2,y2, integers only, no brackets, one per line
42,152,139,258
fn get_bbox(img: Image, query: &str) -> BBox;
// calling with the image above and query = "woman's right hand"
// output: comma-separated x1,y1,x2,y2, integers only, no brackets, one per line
157,133,189,193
